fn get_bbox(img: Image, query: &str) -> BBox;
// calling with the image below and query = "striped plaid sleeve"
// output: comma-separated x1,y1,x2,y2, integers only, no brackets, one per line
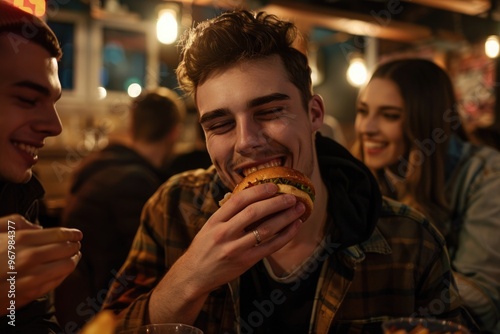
101,185,172,330
102,169,219,331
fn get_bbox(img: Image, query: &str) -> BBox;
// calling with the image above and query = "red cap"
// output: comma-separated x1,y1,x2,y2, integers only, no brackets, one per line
0,1,62,59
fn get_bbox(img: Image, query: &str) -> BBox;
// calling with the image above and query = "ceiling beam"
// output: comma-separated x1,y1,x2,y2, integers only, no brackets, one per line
261,1,432,42
172,0,478,43
404,0,491,16
170,0,250,9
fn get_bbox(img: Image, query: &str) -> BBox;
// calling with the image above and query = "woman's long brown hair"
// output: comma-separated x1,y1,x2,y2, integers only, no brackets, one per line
352,58,467,229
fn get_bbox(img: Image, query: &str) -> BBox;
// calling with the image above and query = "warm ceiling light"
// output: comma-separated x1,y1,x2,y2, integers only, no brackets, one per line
127,83,142,98
485,35,500,58
157,8,178,45
347,57,368,87
309,44,324,86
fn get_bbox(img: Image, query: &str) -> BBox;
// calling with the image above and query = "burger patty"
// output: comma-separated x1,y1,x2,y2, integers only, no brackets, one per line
243,177,315,202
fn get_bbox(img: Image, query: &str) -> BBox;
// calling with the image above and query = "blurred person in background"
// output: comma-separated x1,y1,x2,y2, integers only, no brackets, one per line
0,2,82,332
55,88,185,330
164,122,212,179
353,58,500,333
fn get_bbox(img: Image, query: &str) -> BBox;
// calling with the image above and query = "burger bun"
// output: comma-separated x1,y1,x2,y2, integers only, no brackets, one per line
223,166,315,221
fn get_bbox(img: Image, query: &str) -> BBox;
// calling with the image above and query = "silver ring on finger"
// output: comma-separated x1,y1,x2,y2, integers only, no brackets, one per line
252,229,262,246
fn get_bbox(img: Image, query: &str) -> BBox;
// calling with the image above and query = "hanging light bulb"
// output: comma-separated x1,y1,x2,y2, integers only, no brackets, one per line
157,8,178,45
485,35,500,58
127,83,142,98
346,56,368,87
309,44,324,86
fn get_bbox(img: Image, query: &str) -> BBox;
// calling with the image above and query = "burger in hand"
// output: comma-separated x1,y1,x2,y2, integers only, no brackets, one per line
220,166,315,221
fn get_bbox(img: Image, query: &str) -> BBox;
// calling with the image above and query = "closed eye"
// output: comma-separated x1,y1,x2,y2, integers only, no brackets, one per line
17,97,37,106
356,107,368,116
383,112,401,121
256,107,285,119
205,119,235,134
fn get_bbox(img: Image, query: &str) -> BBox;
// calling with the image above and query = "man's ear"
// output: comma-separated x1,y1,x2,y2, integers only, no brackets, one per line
309,94,325,132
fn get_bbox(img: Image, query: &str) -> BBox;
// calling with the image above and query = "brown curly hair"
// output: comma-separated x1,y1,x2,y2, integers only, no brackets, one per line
176,10,312,110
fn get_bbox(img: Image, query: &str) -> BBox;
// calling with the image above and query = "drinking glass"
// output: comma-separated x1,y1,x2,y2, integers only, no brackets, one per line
382,317,470,333
119,323,204,334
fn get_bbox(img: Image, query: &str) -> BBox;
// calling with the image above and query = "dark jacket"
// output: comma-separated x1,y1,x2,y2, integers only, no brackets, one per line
0,177,62,333
56,143,167,330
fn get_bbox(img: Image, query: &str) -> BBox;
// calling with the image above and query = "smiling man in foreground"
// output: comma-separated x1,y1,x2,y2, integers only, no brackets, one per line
102,10,478,333
0,2,82,332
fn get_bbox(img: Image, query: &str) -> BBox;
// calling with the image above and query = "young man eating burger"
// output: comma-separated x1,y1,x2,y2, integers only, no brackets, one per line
102,10,478,333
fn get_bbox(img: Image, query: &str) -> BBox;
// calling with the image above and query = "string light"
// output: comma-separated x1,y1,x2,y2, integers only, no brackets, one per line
485,35,500,58
157,8,178,45
346,56,368,87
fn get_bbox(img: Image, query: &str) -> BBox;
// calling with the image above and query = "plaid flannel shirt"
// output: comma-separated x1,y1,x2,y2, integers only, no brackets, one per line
102,164,477,333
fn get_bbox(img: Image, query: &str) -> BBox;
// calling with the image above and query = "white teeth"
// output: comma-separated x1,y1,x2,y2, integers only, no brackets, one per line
243,159,281,176
364,141,385,149
13,142,39,158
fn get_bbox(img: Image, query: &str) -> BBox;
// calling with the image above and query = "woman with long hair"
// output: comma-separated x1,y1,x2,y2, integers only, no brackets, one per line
353,58,500,333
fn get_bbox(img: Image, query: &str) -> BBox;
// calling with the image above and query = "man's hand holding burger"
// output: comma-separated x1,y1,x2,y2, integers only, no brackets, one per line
222,166,315,222
148,174,310,325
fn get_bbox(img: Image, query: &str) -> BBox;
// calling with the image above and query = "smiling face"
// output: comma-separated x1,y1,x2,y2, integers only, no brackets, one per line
0,36,62,183
354,78,406,172
196,55,324,190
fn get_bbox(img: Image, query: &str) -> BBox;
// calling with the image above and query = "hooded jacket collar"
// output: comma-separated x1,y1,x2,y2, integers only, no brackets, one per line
316,133,381,249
